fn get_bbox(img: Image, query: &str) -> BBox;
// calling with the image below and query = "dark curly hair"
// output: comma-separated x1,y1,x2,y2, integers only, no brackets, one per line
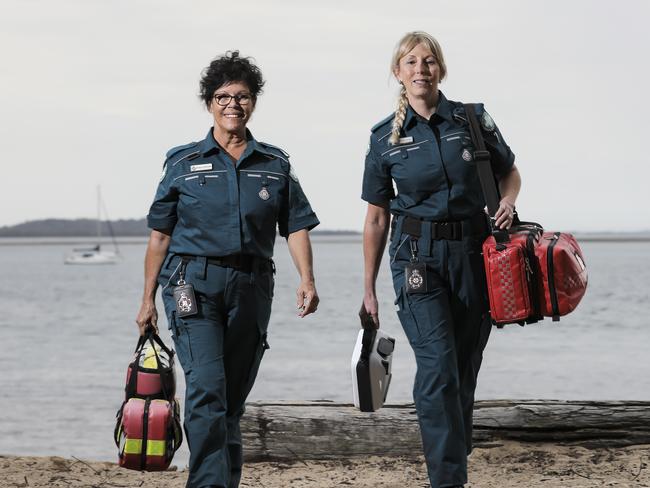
199,51,265,108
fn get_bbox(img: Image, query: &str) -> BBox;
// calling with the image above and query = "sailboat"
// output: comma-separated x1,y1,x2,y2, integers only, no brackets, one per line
64,186,121,265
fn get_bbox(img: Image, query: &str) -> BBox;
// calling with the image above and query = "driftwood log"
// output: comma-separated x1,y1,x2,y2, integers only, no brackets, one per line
241,400,650,461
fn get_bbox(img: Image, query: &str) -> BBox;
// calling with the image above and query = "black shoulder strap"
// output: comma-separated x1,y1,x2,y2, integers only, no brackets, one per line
464,104,501,218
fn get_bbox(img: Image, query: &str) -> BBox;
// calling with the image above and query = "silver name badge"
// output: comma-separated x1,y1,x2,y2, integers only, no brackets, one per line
190,163,212,172
398,136,414,144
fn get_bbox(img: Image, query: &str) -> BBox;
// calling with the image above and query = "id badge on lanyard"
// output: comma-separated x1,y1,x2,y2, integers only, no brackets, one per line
405,238,427,294
173,259,198,317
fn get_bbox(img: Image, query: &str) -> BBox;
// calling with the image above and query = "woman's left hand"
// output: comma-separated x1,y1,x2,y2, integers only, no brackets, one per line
494,197,516,229
296,280,319,317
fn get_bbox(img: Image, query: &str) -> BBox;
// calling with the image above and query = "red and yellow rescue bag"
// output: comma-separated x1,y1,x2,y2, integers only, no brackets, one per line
115,331,182,471
114,397,182,471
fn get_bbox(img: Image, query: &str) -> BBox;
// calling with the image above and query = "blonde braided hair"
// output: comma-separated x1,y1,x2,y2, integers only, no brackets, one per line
388,31,447,146
389,85,409,145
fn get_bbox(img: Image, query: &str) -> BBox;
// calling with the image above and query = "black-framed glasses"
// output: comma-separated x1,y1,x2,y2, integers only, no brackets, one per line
212,93,252,106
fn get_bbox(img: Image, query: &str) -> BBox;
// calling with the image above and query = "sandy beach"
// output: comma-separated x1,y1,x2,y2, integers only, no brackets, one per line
2,442,649,488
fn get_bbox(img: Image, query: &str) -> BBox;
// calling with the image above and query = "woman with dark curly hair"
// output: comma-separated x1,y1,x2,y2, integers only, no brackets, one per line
136,51,320,488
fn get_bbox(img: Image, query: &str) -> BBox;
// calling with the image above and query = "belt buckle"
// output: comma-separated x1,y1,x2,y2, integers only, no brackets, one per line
440,222,452,240
434,222,459,240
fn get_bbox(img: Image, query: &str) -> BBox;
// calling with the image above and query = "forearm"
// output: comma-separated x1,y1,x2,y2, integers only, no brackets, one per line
363,205,390,295
498,164,522,206
286,229,315,283
142,230,171,302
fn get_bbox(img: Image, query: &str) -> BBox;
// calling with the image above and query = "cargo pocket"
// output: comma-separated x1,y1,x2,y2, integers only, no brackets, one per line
239,284,272,402
394,288,421,345
169,312,193,372
247,324,270,386
228,323,270,415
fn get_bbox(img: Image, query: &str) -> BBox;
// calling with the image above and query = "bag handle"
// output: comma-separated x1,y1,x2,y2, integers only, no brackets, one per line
125,330,174,400
133,329,174,358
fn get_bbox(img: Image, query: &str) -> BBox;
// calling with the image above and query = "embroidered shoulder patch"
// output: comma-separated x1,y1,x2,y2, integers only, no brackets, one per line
481,111,496,131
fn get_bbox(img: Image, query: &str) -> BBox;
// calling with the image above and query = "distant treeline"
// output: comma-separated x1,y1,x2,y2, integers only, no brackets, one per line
0,219,359,237
0,219,149,237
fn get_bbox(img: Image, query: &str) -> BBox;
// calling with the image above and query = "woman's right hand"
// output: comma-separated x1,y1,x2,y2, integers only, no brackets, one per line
136,300,159,336
363,292,380,328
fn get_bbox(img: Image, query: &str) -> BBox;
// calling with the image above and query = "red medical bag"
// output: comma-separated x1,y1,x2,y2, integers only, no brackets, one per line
115,397,182,471
535,231,587,318
483,227,538,324
483,224,588,325
464,103,588,326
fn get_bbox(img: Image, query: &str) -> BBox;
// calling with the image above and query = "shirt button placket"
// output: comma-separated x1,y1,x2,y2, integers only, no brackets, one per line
224,155,242,255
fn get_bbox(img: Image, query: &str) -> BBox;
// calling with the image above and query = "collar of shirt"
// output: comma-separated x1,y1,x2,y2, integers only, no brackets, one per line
197,128,277,161
403,90,454,130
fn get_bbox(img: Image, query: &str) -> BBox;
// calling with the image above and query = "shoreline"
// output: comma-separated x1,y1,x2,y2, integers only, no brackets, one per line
3,441,649,487
2,233,650,246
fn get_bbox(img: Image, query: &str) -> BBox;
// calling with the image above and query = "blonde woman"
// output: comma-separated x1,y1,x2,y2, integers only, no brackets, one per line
361,32,521,487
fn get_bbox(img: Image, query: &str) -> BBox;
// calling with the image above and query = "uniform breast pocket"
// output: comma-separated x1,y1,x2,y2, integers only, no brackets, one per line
387,140,444,197
177,171,229,227
242,172,283,216
182,171,226,186
382,140,428,162
443,131,475,162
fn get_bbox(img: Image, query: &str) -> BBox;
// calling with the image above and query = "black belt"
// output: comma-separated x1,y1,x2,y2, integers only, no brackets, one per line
399,213,488,240
179,254,260,272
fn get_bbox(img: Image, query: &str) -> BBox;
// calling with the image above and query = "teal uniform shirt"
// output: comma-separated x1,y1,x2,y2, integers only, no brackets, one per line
362,91,515,221
148,129,319,258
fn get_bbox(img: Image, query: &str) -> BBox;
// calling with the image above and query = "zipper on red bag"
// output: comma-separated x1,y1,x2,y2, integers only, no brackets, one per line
547,233,561,320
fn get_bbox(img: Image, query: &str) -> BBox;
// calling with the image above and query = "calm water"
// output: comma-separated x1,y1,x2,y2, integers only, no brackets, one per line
0,236,648,465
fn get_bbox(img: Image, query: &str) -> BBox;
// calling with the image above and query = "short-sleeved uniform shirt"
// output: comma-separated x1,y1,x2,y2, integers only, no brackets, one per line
362,92,515,221
147,129,319,258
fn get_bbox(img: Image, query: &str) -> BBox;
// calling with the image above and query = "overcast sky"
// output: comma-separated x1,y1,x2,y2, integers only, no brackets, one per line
1,0,648,231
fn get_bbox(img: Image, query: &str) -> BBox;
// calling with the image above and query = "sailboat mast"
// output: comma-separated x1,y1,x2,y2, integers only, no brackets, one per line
97,185,102,242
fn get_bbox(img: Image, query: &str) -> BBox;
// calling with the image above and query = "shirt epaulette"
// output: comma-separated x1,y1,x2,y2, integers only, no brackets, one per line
371,113,395,133
165,142,199,160
452,102,485,116
451,103,488,127
258,141,290,159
